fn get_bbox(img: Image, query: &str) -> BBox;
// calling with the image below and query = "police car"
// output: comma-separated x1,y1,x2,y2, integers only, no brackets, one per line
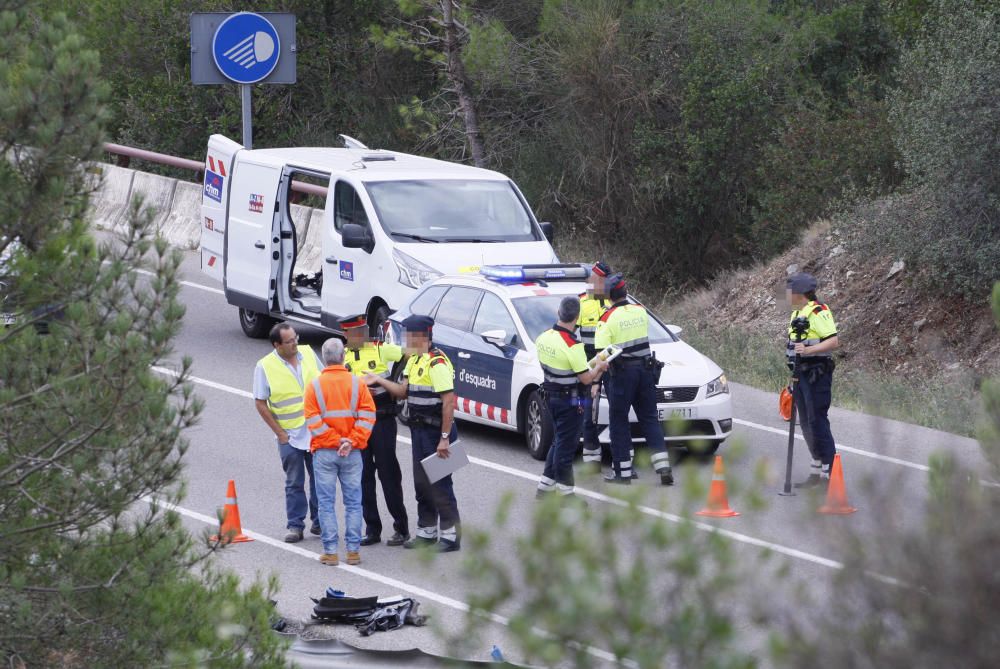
385,264,734,460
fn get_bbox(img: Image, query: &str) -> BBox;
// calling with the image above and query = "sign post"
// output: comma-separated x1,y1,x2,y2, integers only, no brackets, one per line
191,12,296,149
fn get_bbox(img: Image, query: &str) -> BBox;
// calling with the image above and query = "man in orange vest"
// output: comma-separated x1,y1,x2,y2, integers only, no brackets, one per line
304,338,377,567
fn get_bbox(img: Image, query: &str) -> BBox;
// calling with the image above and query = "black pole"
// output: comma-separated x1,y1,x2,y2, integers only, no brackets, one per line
778,358,799,496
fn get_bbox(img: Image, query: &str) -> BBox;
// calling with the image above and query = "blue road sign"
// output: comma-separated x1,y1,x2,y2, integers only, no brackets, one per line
211,12,281,84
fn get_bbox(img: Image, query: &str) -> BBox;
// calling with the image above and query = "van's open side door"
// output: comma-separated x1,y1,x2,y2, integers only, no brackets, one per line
200,134,242,283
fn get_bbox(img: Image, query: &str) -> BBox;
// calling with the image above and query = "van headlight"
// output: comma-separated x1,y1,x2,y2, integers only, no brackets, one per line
393,248,442,289
705,374,729,398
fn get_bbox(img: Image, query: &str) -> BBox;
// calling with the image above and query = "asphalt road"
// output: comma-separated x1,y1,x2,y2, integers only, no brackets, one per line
156,250,988,667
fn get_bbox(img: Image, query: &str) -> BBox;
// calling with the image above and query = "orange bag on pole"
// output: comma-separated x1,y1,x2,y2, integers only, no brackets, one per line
779,386,793,422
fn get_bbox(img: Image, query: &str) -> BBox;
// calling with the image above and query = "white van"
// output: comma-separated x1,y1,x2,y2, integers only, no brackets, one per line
199,134,558,337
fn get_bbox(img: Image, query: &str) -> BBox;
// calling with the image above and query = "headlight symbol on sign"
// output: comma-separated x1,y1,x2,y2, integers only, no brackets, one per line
212,12,281,84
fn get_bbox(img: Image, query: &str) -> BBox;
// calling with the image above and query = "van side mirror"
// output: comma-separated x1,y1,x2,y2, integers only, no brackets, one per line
539,221,554,242
480,329,507,348
342,223,374,253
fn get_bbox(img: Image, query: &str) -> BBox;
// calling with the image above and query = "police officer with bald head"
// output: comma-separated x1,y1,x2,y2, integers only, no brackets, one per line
785,272,840,488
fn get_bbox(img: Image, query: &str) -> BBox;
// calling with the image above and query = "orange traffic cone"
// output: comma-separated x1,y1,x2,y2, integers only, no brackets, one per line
211,479,253,543
818,454,857,515
696,455,740,518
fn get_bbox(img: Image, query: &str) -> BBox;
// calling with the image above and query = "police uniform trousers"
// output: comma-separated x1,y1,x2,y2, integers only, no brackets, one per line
607,362,671,478
540,391,585,493
410,422,461,540
361,412,409,539
578,344,602,463
792,363,836,467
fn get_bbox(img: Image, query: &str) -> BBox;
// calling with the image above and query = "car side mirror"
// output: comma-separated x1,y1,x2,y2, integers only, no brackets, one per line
342,223,374,253
666,324,683,338
539,221,554,242
480,329,507,348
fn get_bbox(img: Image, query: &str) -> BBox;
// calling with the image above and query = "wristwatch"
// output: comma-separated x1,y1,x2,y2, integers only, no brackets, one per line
440,432,450,440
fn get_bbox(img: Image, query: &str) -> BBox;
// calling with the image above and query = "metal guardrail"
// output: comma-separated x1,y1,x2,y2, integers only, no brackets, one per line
102,142,329,199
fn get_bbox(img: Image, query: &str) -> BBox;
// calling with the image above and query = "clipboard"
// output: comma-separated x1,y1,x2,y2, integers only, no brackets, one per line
420,440,470,483
588,345,622,369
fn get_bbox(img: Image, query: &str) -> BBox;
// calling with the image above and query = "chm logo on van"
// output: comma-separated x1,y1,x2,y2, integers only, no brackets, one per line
204,171,224,203
249,193,264,213
339,261,354,282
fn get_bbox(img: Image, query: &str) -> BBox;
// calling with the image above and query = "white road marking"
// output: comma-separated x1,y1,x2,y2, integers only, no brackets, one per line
144,496,623,665
134,267,224,295
151,365,254,398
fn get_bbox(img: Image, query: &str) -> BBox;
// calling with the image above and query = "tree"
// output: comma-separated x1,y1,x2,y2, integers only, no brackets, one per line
373,0,488,166
0,6,284,666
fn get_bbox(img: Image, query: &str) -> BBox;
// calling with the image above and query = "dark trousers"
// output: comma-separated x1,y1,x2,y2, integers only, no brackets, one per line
793,366,836,465
543,394,585,488
580,345,600,447
361,416,409,538
411,423,460,536
608,365,671,476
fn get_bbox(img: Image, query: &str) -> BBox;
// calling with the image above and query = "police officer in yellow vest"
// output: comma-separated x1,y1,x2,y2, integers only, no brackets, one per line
367,315,462,553
341,316,410,547
785,273,840,488
253,323,324,542
578,261,613,468
595,275,674,486
536,296,608,498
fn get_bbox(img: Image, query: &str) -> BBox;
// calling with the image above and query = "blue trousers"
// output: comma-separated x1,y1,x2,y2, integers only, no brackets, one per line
542,394,585,489
313,448,363,553
277,442,318,530
607,365,671,477
411,424,460,538
793,366,836,465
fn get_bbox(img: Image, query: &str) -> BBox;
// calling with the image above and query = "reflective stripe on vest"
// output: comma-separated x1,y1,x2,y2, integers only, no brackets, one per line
260,347,321,429
345,345,395,397
307,374,377,437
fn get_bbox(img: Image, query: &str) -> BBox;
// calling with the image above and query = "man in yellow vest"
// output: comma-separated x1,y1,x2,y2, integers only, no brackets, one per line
595,275,674,486
253,322,323,542
785,272,840,488
367,314,461,553
577,261,613,469
341,316,410,547
536,296,608,498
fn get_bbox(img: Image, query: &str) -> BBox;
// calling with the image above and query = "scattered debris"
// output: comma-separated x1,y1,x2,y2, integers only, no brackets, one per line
888,259,905,278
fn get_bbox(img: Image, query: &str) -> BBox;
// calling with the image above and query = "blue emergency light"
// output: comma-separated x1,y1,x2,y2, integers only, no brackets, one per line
479,264,589,284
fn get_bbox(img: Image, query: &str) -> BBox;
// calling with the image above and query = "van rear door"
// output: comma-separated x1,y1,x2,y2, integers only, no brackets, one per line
224,159,282,315
200,134,242,283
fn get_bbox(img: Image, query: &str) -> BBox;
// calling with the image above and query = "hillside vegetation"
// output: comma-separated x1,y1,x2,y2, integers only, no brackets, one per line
53,0,1000,429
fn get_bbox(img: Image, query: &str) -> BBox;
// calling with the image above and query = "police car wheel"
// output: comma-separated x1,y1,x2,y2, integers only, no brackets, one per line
239,308,275,339
524,390,553,461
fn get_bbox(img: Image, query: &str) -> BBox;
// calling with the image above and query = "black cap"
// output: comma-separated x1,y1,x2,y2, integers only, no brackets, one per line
786,272,817,294
401,314,434,334
607,273,627,300
340,315,367,330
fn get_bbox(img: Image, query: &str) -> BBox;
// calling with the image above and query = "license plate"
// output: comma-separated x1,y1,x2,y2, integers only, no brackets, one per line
658,407,696,421
1,313,15,325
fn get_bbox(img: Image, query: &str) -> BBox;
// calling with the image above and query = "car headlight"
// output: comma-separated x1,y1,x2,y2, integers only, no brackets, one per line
705,374,729,398
393,248,443,289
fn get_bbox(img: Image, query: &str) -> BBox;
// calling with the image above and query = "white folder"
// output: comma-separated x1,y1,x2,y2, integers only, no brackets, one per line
420,440,470,483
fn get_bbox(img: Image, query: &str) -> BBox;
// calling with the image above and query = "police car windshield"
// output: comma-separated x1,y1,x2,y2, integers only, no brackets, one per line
365,180,540,243
512,295,677,343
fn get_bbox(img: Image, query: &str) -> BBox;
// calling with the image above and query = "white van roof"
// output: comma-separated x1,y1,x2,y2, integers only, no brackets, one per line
237,146,508,182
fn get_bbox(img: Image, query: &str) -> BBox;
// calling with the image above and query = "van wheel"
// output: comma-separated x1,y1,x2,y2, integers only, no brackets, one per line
239,308,275,339
524,390,553,461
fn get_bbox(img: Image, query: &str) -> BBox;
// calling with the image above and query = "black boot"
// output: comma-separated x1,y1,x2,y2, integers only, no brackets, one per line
659,470,674,486
603,473,632,485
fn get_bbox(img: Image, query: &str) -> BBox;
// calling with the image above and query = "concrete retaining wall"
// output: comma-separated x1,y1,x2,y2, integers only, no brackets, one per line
160,181,203,250
89,164,135,232
127,171,177,237
297,208,325,274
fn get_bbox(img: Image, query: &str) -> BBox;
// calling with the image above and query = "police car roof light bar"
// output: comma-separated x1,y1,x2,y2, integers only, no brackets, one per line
479,264,589,284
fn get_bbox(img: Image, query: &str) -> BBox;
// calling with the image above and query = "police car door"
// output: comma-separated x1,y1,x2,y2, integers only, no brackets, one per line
224,159,282,315
463,290,519,426
427,286,486,420
321,178,376,328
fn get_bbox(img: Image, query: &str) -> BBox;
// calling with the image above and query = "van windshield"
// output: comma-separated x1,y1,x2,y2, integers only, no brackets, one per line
364,180,540,243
